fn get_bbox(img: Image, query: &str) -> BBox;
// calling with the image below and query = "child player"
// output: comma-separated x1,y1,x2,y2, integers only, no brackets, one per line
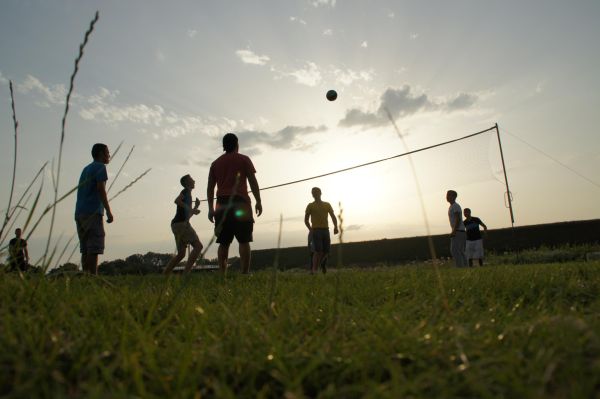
463,208,488,267
163,174,203,274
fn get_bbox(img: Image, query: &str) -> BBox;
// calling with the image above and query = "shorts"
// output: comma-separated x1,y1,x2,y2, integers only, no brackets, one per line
214,196,254,245
171,221,200,252
8,258,28,272
465,239,484,259
76,213,105,255
310,228,331,253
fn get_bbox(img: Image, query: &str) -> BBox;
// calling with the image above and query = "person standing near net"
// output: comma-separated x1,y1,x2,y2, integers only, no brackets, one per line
163,174,203,275
463,208,488,267
8,228,29,272
446,190,467,267
207,133,262,274
305,187,338,274
75,143,114,275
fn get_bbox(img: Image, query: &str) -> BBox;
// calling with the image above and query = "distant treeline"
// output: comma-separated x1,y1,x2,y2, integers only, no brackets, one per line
42,219,599,275
47,252,218,276
249,219,600,270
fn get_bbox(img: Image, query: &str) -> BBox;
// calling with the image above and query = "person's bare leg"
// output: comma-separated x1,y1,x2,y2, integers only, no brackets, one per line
312,252,324,274
184,240,203,274
218,244,229,273
239,243,251,274
164,249,186,275
83,254,99,275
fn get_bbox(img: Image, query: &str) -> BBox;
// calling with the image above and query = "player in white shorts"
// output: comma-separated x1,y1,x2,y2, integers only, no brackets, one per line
463,208,488,266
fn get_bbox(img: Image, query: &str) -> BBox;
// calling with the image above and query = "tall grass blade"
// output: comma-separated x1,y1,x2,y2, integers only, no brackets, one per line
111,140,124,161
0,193,31,245
50,158,57,193
22,180,45,239
65,240,80,266
384,107,437,260
43,233,64,270
45,11,100,264
109,168,151,201
26,182,80,242
333,202,344,319
52,234,76,271
0,162,48,241
108,145,135,193
268,214,283,314
2,81,19,242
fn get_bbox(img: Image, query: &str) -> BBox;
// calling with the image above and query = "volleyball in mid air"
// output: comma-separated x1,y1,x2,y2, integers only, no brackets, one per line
326,89,337,101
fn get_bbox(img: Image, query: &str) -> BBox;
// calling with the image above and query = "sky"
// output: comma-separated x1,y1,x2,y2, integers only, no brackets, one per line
1,0,599,266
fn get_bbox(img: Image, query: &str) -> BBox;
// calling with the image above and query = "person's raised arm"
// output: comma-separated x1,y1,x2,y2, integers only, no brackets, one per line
247,172,262,217
97,181,113,223
328,206,339,235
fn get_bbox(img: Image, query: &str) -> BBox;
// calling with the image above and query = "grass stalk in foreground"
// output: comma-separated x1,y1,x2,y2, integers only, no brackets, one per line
44,11,99,266
1,82,19,243
268,214,283,315
107,145,134,193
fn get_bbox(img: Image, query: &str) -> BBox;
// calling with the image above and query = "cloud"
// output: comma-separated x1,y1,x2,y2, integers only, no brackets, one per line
155,50,166,62
409,33,419,40
310,0,336,7
287,62,322,87
333,68,374,86
339,85,479,128
0,71,7,85
187,29,197,38
290,16,307,25
323,28,333,36
17,75,66,106
11,75,241,140
388,12,395,18
360,41,368,48
78,87,238,139
236,49,270,66
444,92,478,111
80,87,164,125
237,124,328,153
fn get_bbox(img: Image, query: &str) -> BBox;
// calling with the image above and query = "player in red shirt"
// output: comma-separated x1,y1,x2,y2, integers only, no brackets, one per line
207,133,262,273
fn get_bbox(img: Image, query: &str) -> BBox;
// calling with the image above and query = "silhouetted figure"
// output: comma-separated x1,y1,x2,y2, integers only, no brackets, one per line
464,208,488,267
207,133,262,274
8,228,29,272
446,190,467,267
75,143,114,275
163,174,203,274
305,187,338,274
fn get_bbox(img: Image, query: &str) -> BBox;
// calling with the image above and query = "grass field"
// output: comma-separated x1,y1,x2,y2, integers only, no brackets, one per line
1,262,599,398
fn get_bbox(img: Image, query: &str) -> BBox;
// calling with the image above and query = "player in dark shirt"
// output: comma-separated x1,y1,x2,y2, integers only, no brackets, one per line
8,228,29,272
463,208,488,266
163,174,203,274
